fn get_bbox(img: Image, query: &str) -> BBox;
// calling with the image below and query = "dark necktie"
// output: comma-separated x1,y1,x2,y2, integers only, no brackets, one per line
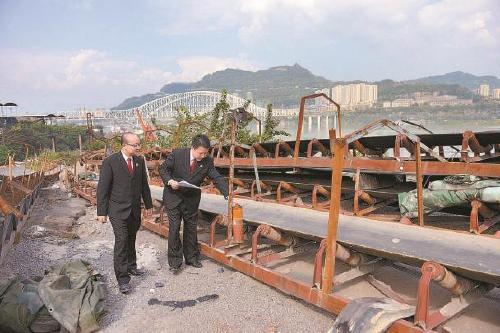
190,159,196,173
127,158,133,175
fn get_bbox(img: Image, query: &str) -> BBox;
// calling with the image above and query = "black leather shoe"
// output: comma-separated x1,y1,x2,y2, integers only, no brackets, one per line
185,260,203,268
118,283,132,294
169,265,182,274
128,268,145,276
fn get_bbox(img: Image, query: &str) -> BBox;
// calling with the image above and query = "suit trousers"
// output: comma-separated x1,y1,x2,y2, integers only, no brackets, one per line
109,212,141,284
166,201,200,267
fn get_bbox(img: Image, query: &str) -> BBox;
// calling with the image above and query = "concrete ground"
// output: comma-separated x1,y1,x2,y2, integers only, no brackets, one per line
0,185,334,333
3,184,500,333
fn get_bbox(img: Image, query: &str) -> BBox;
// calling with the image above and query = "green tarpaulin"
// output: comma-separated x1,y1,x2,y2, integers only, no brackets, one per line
0,259,105,333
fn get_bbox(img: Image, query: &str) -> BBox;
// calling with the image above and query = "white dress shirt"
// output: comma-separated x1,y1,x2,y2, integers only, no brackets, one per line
122,151,133,170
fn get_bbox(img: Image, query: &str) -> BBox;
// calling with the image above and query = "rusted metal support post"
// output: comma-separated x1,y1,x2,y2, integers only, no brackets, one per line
209,215,228,247
401,134,416,157
394,135,401,160
293,97,307,161
275,141,293,158
276,181,299,203
415,141,424,226
252,143,268,157
470,200,497,234
307,138,329,157
414,261,475,330
252,224,294,263
314,240,370,288
462,130,492,161
234,145,247,157
313,239,327,288
8,155,13,181
251,180,271,199
227,118,236,241
322,137,345,294
294,93,341,163
353,169,361,214
312,185,330,209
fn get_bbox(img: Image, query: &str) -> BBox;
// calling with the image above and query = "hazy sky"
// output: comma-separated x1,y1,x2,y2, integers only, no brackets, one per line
1,0,499,114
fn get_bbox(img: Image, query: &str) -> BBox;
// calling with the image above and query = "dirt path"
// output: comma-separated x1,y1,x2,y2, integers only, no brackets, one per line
0,185,334,333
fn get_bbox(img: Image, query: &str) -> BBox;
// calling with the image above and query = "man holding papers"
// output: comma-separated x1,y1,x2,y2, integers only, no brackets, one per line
159,134,229,271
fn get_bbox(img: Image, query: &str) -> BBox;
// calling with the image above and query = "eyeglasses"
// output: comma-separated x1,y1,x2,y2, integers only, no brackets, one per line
126,143,141,148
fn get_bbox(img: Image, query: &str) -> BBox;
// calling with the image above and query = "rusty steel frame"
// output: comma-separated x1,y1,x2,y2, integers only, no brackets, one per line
73,184,97,205
294,93,341,162
307,138,330,157
469,200,500,234
322,135,345,294
140,210,423,333
82,150,500,178
414,261,490,330
74,93,500,332
462,130,493,162
200,240,423,333
1,173,43,264
73,166,429,332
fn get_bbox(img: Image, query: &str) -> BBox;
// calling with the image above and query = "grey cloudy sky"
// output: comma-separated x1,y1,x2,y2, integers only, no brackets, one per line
1,0,499,113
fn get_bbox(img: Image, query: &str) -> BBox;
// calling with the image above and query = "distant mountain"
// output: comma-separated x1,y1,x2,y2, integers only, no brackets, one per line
112,68,499,109
406,71,500,90
113,64,333,109
377,79,473,101
113,92,166,110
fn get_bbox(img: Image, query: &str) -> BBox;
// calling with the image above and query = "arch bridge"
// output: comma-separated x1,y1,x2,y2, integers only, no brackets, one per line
57,91,338,121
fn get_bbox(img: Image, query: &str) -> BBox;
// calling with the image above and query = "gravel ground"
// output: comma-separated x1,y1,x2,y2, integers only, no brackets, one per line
0,185,334,333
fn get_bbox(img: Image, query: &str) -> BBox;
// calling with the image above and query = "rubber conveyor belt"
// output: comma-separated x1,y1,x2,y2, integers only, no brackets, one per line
150,186,500,285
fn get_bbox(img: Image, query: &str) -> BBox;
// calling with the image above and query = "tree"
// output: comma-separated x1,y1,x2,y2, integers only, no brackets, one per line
0,144,12,165
0,122,87,161
261,104,289,142
209,90,230,139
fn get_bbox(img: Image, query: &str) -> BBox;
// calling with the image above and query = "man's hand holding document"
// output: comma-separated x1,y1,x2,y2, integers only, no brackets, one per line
178,180,201,190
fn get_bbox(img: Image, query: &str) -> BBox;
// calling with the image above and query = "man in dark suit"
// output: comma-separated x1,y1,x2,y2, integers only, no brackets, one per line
160,134,228,271
97,132,153,294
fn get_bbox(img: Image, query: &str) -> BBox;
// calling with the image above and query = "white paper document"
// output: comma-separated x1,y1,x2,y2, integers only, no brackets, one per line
178,180,201,190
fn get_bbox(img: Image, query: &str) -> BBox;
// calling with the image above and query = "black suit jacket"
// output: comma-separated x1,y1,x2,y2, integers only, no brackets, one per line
159,148,228,211
97,152,153,220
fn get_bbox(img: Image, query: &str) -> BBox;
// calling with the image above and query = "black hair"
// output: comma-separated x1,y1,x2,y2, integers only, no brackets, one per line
191,134,211,149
